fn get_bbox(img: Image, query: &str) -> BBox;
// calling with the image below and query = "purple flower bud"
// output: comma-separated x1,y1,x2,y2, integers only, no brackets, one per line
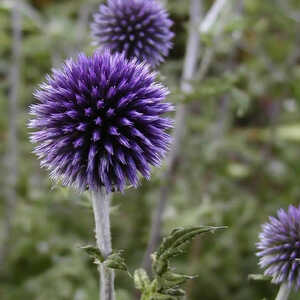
29,50,174,193
91,0,174,67
257,205,300,290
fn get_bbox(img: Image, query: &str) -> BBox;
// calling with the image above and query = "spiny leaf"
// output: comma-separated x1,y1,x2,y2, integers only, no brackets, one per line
81,245,105,263
154,226,227,275
157,226,224,258
137,226,226,300
81,246,128,271
104,250,128,271
159,271,196,289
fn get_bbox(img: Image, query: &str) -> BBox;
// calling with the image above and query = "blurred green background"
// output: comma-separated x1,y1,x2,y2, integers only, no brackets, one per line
1,0,300,299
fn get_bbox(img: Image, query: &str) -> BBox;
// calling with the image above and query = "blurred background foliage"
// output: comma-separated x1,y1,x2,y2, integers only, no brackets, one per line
0,0,300,299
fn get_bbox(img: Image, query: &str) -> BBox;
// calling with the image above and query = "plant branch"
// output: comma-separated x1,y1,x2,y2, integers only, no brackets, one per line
199,0,227,33
91,190,115,300
0,2,22,275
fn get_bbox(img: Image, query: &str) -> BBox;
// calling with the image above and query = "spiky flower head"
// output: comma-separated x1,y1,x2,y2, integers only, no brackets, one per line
257,205,300,290
29,50,173,193
91,0,174,67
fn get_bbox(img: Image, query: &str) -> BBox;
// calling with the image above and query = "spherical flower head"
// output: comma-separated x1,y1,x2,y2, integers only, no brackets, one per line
257,205,300,290
91,0,174,67
29,50,174,193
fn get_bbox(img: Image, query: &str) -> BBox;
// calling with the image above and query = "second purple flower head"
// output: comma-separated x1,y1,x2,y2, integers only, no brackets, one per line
257,205,300,290
91,0,174,67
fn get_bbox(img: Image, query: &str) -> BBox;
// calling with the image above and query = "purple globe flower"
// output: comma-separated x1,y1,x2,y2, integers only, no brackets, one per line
29,50,173,193
257,205,300,290
91,0,174,67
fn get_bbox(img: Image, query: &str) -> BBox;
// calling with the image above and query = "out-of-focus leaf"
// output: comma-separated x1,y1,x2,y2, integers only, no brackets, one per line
277,124,300,142
248,274,272,281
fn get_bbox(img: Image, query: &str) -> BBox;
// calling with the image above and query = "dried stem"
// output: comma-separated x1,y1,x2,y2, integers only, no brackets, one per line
0,2,21,274
91,190,115,300
199,0,227,33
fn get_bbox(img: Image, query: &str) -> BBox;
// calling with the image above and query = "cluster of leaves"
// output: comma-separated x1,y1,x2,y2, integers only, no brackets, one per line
82,245,128,273
84,226,225,300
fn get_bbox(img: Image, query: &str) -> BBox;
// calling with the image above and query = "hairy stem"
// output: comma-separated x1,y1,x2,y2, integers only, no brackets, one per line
92,190,115,300
142,0,203,273
275,283,291,300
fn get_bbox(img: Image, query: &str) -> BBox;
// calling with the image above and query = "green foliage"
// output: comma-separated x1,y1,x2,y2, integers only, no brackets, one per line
134,227,226,300
82,227,225,300
1,0,300,299
248,274,272,282
82,246,128,272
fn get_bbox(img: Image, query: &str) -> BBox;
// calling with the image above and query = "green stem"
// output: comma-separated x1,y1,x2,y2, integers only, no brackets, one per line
275,283,291,300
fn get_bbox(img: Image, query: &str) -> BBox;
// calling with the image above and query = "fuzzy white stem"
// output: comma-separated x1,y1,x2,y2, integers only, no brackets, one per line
92,190,115,300
275,283,291,300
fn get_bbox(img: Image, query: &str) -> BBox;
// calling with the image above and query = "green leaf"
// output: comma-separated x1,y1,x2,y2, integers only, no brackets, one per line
134,269,151,292
81,245,105,263
248,274,273,281
149,293,178,300
81,246,128,272
159,271,195,289
104,250,128,271
135,226,225,299
163,288,185,296
153,226,227,276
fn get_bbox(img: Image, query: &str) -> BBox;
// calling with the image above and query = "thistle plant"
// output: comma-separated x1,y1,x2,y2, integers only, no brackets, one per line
257,205,300,300
29,50,173,300
29,51,173,193
91,0,174,67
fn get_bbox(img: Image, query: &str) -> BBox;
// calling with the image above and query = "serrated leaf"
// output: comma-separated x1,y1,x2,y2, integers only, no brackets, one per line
104,250,128,271
137,226,226,300
153,226,226,276
159,271,196,289
81,245,105,263
81,246,127,271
